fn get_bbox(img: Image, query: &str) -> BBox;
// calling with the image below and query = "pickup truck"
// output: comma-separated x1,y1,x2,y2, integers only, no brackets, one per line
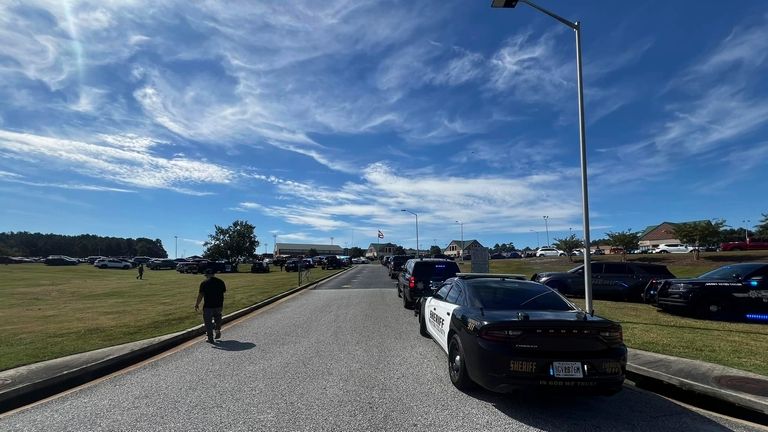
719,238,768,251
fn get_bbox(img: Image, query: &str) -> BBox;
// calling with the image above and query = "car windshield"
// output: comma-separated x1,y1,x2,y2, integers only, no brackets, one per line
467,280,575,311
697,264,765,280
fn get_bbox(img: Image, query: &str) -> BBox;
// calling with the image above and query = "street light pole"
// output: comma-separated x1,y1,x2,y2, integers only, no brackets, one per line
455,220,464,260
543,216,550,246
743,219,750,241
174,236,178,259
491,0,594,315
402,209,419,258
529,229,539,248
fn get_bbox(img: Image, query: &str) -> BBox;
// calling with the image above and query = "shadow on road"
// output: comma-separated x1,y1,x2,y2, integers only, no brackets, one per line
211,340,256,351
464,385,738,431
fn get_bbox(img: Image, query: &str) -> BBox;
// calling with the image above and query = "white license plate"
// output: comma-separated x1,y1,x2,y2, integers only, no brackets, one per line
552,362,583,378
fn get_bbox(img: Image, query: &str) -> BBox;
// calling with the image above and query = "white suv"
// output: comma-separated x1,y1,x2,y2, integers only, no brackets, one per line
652,243,694,254
536,247,566,257
94,258,132,269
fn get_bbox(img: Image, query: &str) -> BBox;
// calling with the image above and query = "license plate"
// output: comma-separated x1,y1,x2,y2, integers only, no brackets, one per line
552,362,583,378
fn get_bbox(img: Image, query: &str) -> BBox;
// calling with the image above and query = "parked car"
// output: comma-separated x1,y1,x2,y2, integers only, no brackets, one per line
176,261,200,273
351,257,368,264
94,258,132,269
655,263,768,320
131,256,152,265
532,261,677,302
719,238,768,252
652,243,694,254
388,255,413,279
417,274,626,394
592,249,605,256
250,261,270,273
322,255,343,270
44,255,79,266
397,259,461,309
535,247,566,257
147,259,178,270
284,259,300,272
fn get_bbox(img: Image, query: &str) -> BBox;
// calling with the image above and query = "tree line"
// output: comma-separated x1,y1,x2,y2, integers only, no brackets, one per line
0,232,168,258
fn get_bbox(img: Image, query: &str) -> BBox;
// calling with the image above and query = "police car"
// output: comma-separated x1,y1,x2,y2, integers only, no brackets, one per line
417,273,627,394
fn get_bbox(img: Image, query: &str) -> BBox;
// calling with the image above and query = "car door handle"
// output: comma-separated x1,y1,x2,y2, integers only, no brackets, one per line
446,312,451,316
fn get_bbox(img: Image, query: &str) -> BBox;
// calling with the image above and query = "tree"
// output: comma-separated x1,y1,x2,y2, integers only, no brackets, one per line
203,220,259,263
673,220,725,260
605,230,640,262
394,246,406,255
307,248,318,257
429,245,442,256
349,247,365,258
553,234,584,263
755,213,768,239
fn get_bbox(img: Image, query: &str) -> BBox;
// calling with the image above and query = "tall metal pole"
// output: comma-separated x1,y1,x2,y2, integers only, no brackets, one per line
456,220,464,260
743,219,750,241
490,0,594,314
174,236,178,259
575,22,594,315
402,209,419,258
543,216,550,246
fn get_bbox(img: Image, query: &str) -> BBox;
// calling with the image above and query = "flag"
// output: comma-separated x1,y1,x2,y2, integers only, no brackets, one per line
377,230,384,239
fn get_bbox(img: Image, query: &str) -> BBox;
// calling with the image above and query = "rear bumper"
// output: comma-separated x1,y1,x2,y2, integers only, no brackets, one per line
465,342,627,393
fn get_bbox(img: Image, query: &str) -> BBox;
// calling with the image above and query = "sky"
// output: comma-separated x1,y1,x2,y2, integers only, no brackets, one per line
1,0,767,257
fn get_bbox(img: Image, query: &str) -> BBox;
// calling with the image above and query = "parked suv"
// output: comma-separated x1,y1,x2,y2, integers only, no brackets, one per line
535,247,566,257
397,259,461,309
652,243,694,254
388,255,414,279
532,261,676,302
322,255,343,270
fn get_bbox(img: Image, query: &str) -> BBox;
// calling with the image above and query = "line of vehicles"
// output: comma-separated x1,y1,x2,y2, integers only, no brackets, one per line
383,256,627,395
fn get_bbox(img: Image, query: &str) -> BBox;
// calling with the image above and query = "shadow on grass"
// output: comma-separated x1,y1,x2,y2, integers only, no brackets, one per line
702,254,767,263
621,317,768,335
211,340,256,351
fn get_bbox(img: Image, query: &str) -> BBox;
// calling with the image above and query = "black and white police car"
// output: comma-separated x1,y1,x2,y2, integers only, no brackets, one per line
417,273,627,394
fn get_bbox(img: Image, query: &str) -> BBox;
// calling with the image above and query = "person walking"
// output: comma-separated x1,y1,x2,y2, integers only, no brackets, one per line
194,268,226,344
136,263,144,280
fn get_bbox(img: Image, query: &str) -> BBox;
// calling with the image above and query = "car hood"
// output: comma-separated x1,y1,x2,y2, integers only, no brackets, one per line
480,309,608,323
534,271,570,280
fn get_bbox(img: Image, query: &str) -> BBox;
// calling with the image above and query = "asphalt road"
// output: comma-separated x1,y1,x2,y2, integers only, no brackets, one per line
1,264,766,431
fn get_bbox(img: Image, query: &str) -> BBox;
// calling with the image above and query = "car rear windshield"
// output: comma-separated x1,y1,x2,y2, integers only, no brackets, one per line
412,261,460,280
635,264,675,277
391,255,412,265
467,280,574,311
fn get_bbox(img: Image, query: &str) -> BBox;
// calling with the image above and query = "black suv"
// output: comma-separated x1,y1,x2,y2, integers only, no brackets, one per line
388,255,414,279
397,259,461,309
322,255,343,270
250,261,270,273
533,261,675,302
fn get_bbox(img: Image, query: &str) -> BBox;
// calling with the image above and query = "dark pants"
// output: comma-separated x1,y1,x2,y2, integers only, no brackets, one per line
203,307,222,340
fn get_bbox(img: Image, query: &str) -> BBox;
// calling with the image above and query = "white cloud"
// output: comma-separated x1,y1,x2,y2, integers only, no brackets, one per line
0,129,234,194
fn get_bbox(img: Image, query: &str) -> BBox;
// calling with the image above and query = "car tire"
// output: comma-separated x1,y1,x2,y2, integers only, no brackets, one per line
419,302,430,338
123,265,130,269
659,250,669,254
559,253,566,257
99,264,107,269
448,334,474,391
402,291,413,309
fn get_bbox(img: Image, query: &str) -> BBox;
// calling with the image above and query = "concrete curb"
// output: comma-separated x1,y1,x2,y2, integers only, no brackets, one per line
0,267,351,413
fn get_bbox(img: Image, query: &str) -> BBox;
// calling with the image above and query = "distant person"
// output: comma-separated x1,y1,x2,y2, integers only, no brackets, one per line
194,268,226,344
136,263,144,280
279,261,284,272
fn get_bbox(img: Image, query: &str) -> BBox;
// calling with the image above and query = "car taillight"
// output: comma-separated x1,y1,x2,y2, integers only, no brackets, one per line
479,328,523,341
409,276,415,289
600,326,623,343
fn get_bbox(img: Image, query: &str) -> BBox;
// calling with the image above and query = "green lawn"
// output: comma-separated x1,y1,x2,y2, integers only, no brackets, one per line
454,251,768,376
0,264,339,371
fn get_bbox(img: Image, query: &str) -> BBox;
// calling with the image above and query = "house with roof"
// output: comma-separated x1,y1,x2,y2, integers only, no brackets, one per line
274,243,343,257
638,221,706,249
365,242,398,258
443,239,484,258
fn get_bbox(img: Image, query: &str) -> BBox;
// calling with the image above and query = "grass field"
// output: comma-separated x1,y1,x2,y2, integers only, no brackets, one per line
456,250,768,375
0,264,340,371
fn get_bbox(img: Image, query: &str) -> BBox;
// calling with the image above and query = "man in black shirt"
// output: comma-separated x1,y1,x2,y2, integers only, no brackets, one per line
194,268,226,343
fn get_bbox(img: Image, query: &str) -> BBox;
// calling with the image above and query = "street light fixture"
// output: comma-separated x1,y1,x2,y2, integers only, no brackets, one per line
402,209,419,258
455,220,464,260
491,0,594,315
543,216,550,246
742,219,751,241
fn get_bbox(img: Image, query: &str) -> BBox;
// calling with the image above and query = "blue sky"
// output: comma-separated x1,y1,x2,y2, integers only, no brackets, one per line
1,0,767,257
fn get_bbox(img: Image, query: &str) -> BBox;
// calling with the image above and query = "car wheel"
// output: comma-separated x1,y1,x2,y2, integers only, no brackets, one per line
659,250,669,254
448,334,474,391
123,265,130,269
419,302,430,338
730,247,742,252
99,264,107,269
559,253,566,257
402,292,413,309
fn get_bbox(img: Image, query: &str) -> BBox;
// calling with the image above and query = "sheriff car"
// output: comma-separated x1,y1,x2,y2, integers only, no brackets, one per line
417,273,626,394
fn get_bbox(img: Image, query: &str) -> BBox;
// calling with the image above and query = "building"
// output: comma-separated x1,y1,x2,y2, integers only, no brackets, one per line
365,242,398,259
274,243,343,257
443,239,484,258
638,221,705,250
